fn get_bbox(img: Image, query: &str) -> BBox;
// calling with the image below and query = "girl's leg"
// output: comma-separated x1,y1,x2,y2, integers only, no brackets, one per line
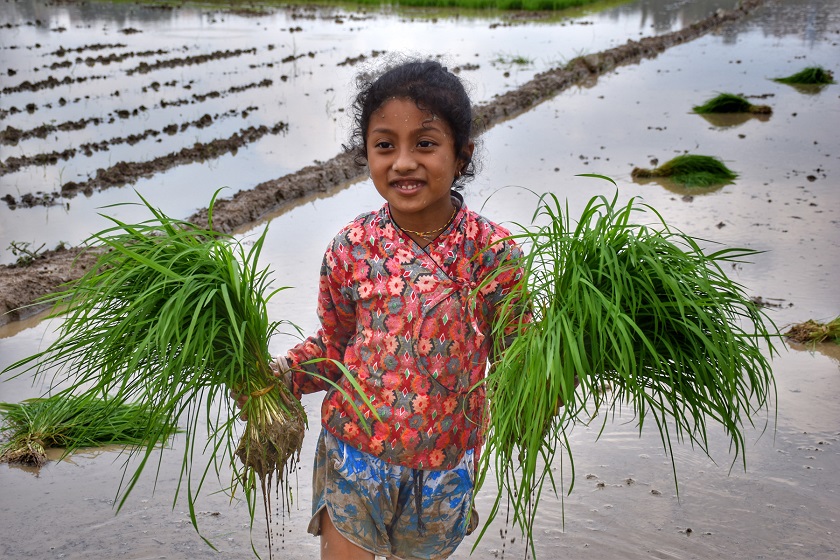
320,508,374,560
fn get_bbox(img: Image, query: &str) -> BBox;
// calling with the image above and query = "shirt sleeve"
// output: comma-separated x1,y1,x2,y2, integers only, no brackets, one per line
480,233,532,348
285,237,357,398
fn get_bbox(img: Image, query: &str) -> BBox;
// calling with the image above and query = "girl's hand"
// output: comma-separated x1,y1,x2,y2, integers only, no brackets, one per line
229,388,249,420
270,354,293,392
231,355,293,420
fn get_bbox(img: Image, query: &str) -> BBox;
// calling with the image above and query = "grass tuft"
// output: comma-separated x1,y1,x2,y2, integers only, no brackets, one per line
692,93,772,114
773,66,835,85
631,154,738,188
475,188,778,552
0,394,179,467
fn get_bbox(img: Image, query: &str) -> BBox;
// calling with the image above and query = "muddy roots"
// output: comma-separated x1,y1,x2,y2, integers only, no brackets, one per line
235,409,305,484
0,435,48,467
234,403,305,559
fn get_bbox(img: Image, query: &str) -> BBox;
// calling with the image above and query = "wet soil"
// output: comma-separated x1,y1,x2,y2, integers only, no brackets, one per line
0,0,767,327
0,245,97,324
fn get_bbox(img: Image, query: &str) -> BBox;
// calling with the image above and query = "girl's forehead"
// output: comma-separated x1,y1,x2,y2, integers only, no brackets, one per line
371,97,444,126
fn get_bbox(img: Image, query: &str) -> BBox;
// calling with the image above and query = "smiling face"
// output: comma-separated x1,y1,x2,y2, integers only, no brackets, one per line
366,97,474,234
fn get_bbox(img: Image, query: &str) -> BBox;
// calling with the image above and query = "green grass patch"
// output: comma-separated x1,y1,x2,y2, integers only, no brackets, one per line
0,394,179,467
692,93,772,115
773,66,835,85
494,53,534,65
632,154,738,188
475,186,778,551
385,0,601,9
785,316,840,345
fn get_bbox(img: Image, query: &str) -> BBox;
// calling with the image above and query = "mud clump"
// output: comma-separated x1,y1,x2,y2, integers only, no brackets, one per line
0,246,98,325
53,123,288,202
125,48,258,75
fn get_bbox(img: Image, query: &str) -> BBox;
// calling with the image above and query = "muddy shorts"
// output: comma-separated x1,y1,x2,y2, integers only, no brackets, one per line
307,428,476,560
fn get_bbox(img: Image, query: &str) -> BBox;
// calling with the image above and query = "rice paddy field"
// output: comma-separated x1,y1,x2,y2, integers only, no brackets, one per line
1,0,839,558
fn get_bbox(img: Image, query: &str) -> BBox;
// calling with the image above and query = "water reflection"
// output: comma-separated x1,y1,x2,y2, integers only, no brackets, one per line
696,111,771,128
608,0,739,32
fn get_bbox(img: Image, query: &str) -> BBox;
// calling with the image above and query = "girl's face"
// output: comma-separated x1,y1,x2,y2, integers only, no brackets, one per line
366,97,473,232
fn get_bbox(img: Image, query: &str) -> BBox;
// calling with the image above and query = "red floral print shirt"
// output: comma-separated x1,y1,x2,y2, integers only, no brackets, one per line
287,198,525,470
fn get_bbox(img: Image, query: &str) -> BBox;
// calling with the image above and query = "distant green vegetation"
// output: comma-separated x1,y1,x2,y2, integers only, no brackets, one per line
692,93,771,115
124,0,617,12
632,154,738,188
773,66,835,85
358,0,604,8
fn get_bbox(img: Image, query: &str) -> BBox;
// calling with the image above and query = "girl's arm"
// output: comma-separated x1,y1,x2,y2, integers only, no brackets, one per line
285,244,356,398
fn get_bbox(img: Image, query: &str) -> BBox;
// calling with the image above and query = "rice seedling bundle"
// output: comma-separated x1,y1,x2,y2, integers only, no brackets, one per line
773,66,835,85
784,316,840,345
0,394,178,467
692,93,772,114
476,190,778,550
631,154,738,187
1,192,306,553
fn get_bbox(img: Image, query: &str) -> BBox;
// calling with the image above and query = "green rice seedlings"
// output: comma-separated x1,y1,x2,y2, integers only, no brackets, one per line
631,154,738,188
0,394,178,467
784,316,840,345
0,191,314,555
692,93,772,114
475,188,778,551
773,66,835,85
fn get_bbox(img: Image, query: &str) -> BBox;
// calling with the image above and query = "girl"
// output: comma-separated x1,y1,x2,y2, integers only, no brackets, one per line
275,58,526,560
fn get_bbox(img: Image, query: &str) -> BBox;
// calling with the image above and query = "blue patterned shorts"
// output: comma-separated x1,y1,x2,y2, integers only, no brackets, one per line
307,428,476,560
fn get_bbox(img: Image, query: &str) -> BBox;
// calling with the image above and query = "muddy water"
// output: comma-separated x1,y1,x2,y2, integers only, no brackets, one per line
2,0,840,559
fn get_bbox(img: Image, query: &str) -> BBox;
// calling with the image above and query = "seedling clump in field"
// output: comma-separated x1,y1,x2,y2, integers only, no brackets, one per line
784,316,840,345
773,66,835,85
692,93,771,114
0,394,178,467
632,154,738,187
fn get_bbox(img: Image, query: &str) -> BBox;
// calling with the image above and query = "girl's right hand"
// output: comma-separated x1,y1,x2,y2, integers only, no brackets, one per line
270,354,293,392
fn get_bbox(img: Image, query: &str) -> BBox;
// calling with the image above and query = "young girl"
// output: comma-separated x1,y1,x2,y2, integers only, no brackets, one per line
275,58,526,560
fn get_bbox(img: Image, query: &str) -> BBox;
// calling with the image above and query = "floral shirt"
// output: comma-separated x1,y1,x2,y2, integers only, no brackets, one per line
287,196,525,470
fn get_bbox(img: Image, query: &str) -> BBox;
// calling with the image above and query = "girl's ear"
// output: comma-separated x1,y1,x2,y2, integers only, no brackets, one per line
459,141,475,173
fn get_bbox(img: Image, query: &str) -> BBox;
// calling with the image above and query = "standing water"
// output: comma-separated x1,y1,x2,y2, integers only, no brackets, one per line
1,0,839,559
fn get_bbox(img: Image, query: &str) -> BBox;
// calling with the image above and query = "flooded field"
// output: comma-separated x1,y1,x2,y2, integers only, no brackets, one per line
1,0,839,559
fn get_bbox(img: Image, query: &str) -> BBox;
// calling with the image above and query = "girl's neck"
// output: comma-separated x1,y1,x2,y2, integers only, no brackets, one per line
390,194,461,246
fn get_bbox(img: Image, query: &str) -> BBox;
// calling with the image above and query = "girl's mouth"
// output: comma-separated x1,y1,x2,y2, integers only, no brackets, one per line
391,180,424,192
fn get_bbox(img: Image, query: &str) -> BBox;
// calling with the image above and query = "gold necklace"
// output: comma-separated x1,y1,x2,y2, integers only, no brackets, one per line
399,206,458,239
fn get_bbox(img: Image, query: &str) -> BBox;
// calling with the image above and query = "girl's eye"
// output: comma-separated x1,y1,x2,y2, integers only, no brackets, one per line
374,141,393,149
417,140,436,149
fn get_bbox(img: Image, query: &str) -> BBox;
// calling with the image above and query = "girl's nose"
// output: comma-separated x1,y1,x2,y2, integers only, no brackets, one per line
392,147,418,172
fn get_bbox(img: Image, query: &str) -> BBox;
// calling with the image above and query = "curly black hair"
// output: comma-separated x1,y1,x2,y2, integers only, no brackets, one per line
346,58,477,190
